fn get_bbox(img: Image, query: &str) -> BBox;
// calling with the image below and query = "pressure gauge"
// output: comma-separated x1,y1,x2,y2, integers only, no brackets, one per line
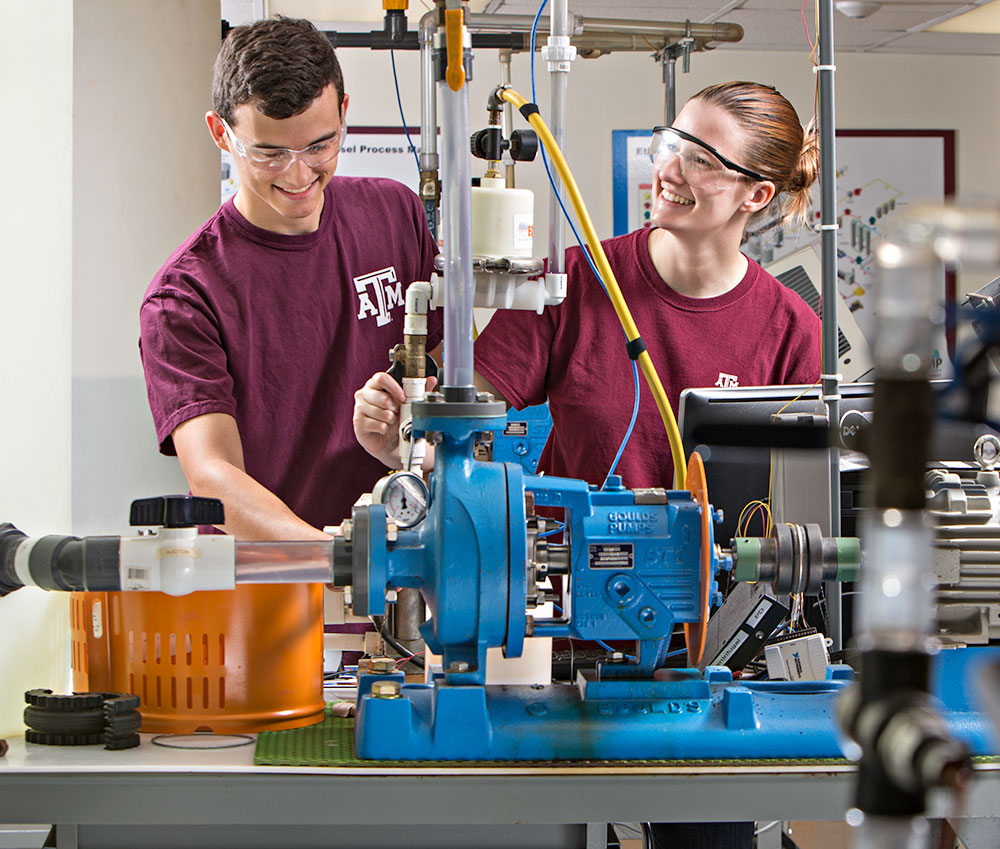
372,471,430,529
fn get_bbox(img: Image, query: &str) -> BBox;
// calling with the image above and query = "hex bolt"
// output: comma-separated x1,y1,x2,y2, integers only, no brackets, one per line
609,651,626,663
370,680,401,699
476,392,494,403
448,661,470,673
369,656,396,674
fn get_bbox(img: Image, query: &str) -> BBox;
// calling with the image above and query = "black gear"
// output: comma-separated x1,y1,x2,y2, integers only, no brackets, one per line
23,690,143,749
24,689,105,710
103,694,141,715
104,710,142,735
26,729,104,746
104,732,141,751
23,705,106,735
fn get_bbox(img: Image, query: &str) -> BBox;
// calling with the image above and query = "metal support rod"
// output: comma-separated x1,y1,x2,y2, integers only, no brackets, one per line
817,0,843,652
663,53,676,125
467,13,743,43
499,48,516,187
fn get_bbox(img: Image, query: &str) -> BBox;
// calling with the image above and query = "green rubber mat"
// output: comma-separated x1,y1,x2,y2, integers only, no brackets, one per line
253,703,857,768
255,703,1000,768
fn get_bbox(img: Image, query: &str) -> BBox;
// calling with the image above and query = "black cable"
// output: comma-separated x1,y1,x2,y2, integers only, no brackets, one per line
640,822,654,849
371,615,426,669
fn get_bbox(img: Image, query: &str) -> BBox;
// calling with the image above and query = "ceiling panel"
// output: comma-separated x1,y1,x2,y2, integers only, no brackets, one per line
485,0,1000,53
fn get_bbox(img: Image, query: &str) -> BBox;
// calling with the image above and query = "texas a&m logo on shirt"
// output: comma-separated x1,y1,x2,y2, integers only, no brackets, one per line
715,372,739,388
354,266,403,327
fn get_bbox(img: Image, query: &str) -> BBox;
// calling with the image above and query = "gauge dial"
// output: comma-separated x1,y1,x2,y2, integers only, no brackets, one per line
375,471,430,528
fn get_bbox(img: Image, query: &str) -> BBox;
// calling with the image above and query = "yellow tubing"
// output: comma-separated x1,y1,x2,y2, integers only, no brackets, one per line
499,87,688,489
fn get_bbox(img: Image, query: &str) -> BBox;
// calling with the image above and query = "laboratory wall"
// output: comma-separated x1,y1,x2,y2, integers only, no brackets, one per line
72,0,220,537
0,0,219,736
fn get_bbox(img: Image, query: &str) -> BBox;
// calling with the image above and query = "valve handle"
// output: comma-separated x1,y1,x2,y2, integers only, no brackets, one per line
129,495,225,529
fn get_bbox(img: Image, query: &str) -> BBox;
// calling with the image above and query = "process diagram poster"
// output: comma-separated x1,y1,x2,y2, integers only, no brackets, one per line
613,129,956,364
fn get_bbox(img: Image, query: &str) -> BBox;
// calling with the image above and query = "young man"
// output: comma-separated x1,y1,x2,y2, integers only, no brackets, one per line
140,17,441,541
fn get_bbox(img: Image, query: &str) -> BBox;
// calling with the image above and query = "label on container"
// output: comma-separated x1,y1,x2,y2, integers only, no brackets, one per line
514,214,533,250
123,566,152,591
91,600,103,639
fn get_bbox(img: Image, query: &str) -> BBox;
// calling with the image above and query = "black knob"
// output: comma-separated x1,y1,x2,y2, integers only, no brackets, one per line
509,129,538,162
129,496,225,529
470,127,505,161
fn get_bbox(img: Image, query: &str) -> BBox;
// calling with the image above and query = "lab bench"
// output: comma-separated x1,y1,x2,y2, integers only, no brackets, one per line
1,734,999,849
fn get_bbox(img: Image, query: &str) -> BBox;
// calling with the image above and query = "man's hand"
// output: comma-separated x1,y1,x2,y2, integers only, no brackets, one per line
354,372,437,468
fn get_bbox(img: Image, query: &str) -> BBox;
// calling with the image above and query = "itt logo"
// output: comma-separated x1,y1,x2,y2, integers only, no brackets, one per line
354,266,403,327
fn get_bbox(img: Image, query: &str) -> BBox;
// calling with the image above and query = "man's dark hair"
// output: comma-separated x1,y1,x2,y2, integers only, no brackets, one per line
212,16,344,125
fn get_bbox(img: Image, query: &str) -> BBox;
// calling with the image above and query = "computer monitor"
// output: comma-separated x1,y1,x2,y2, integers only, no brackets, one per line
678,383,874,546
677,380,990,546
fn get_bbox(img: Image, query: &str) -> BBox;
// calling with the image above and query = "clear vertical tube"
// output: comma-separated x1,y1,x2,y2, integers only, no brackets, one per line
850,815,929,849
857,511,935,651
439,77,475,388
872,248,940,377
546,0,570,275
419,13,438,174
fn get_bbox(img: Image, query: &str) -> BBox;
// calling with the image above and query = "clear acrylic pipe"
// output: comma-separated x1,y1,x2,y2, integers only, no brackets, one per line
850,814,930,849
438,31,476,388
419,12,438,175
857,510,935,651
859,204,1000,650
546,0,570,275
234,541,333,584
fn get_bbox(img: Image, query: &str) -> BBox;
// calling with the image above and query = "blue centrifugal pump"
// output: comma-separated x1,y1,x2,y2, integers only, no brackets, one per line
332,386,864,760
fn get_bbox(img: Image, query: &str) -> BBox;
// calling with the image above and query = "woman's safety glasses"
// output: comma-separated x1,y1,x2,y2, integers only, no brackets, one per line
648,126,767,191
220,116,347,172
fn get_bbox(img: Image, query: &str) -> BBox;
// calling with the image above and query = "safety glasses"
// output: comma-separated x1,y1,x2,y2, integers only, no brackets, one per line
220,115,347,172
648,126,767,191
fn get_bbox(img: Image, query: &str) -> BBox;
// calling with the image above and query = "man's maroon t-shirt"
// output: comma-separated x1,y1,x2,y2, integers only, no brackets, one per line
140,177,442,530
474,227,821,489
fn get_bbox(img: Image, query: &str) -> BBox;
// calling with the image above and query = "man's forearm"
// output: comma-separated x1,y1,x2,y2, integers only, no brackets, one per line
187,458,330,541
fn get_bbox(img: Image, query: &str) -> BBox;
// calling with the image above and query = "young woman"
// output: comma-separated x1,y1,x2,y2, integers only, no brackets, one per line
357,80,821,491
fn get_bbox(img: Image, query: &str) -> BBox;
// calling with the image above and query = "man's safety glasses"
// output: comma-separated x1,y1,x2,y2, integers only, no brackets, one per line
220,116,347,172
648,126,767,191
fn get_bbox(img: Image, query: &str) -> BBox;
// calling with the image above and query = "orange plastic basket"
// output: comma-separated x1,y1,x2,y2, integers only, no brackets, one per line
71,585,325,733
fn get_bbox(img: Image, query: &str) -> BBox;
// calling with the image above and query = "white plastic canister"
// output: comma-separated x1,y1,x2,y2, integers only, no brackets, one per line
470,176,534,258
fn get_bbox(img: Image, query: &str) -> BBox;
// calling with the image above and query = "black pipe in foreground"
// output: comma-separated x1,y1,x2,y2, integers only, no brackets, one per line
0,522,121,597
